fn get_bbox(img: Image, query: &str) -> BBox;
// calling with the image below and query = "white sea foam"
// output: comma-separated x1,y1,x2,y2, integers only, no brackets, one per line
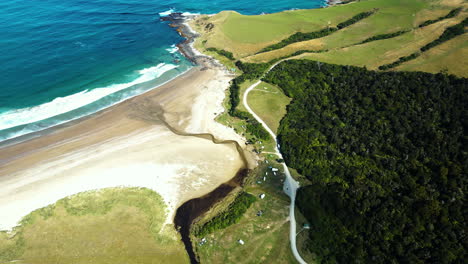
159,8,200,18
180,11,200,16
0,63,178,132
166,44,179,54
159,9,175,17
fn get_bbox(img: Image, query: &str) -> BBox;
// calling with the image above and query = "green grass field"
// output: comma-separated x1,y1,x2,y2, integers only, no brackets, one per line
295,14,466,69
193,0,467,76
196,0,429,55
214,78,279,153
395,33,468,75
244,0,431,62
247,82,291,134
191,2,378,57
0,188,188,264
194,160,311,264
295,13,467,71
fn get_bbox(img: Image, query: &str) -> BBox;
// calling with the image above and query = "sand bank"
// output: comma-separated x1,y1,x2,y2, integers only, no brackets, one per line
0,62,246,231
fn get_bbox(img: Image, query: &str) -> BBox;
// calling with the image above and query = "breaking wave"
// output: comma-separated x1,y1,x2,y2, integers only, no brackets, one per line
0,62,187,142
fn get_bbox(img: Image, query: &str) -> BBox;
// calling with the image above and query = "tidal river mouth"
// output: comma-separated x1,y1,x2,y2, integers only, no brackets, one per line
174,169,249,264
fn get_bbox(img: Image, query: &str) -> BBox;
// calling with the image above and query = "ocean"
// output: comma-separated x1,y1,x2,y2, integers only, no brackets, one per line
0,0,326,142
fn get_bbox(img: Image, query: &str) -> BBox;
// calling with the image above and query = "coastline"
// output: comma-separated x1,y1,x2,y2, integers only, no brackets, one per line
0,13,252,234
327,0,342,5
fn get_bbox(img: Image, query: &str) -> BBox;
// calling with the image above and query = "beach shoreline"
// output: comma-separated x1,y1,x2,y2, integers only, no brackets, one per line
0,13,251,232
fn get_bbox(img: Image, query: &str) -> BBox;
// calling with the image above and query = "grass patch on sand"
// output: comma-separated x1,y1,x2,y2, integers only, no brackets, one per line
194,160,311,264
247,82,291,134
0,188,188,264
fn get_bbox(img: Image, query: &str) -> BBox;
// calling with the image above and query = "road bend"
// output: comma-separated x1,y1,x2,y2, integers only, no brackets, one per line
243,75,307,264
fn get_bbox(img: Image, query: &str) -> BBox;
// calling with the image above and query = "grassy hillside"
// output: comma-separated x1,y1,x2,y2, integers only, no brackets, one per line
297,15,466,70
395,31,468,75
247,82,291,134
194,160,304,264
191,0,467,77
0,188,188,264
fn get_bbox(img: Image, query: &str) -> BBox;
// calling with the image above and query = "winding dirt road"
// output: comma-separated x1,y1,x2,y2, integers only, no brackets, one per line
243,76,307,264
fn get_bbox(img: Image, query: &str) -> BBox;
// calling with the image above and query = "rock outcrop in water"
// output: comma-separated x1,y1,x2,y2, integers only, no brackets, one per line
161,13,223,69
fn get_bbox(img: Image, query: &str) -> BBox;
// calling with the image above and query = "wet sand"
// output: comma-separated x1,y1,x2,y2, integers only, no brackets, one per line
0,64,251,231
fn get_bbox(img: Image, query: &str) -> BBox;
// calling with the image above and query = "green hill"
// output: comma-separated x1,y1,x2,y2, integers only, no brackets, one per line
191,0,467,76
0,188,188,264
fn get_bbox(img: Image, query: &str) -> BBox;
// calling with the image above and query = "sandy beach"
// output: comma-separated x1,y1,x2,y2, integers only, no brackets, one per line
0,50,250,231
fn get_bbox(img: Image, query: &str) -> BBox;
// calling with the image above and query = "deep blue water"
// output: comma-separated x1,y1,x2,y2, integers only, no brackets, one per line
0,0,325,141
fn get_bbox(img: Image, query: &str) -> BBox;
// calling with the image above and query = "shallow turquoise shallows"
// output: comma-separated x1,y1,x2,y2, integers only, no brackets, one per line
0,0,325,141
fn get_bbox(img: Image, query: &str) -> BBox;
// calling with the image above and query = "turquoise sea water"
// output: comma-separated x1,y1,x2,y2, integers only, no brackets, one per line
0,0,326,142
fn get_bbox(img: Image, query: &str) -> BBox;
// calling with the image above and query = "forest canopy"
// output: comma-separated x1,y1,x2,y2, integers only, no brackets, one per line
263,60,467,264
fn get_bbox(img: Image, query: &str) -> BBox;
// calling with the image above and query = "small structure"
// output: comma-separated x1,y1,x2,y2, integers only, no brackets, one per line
263,176,266,182
199,238,207,246
303,223,311,229
259,193,266,199
238,239,245,245
272,168,279,172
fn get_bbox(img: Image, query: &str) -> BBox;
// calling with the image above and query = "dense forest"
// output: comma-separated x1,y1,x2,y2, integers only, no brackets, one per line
263,60,467,263
258,10,376,53
194,192,256,237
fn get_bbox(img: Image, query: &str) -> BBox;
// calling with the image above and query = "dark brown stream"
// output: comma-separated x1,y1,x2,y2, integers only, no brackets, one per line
157,113,250,264
174,169,249,264
160,13,252,263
